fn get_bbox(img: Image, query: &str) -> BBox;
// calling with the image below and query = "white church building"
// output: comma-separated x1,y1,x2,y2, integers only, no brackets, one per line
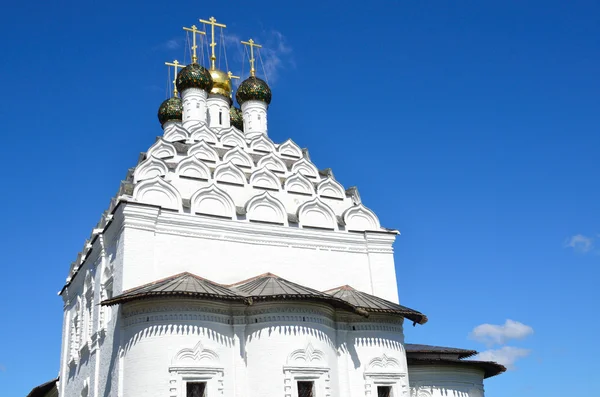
27,17,504,397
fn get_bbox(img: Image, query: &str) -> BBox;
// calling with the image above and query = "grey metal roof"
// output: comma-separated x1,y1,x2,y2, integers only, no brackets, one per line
324,285,428,325
27,378,58,397
405,343,477,359
102,272,241,306
406,357,506,379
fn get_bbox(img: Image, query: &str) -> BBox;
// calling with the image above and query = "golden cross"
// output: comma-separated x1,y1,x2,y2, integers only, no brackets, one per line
165,60,185,96
241,38,262,77
199,16,226,70
182,24,206,64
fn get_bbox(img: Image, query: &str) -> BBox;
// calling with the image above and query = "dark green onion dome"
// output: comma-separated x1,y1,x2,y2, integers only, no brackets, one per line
176,63,214,93
236,76,272,105
157,97,183,125
230,106,244,131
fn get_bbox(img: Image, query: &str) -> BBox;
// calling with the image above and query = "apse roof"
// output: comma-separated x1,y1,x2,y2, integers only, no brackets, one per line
404,343,477,358
324,285,428,325
406,357,506,379
26,378,58,397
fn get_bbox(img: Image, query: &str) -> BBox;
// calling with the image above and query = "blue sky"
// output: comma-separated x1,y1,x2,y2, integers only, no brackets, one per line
1,0,598,396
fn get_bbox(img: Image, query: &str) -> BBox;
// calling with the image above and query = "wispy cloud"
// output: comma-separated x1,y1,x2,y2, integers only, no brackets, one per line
154,37,183,52
0,364,5,372
474,346,531,370
470,319,534,346
565,234,594,253
257,30,294,84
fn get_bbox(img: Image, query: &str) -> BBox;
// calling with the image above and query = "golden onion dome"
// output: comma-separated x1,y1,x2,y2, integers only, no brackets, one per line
209,68,232,97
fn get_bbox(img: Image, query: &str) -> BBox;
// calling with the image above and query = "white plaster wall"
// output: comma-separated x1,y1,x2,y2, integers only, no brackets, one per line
207,96,231,129
408,365,486,397
241,100,268,138
182,88,208,128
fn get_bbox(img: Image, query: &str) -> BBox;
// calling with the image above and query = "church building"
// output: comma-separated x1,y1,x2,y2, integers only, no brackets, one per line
28,16,504,397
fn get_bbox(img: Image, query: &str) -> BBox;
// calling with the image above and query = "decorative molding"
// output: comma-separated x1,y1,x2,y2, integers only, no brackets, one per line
285,173,315,195
292,158,319,179
213,162,246,186
297,198,337,230
367,354,401,370
246,191,287,225
133,156,169,183
132,176,182,212
147,139,177,159
278,138,302,158
188,140,219,162
175,155,211,180
190,184,236,219
317,178,345,200
343,204,380,231
222,146,254,169
250,167,281,190
220,129,246,148
257,152,287,174
250,135,276,153
163,122,189,142
172,341,219,365
189,123,218,144
287,343,325,365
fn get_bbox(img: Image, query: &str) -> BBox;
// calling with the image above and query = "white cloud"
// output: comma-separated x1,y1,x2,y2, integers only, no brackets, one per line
470,319,534,346
565,234,594,253
474,346,531,370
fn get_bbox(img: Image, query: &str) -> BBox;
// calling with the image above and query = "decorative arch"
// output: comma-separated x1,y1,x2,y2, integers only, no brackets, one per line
257,152,287,174
245,191,287,225
278,138,302,158
175,155,211,180
147,139,177,159
343,204,380,231
287,343,325,365
291,158,319,179
220,129,246,148
162,122,188,142
250,167,281,190
132,176,182,211
250,135,276,153
222,146,254,169
298,198,337,230
189,123,218,144
172,341,219,365
190,184,236,218
368,354,401,370
133,156,169,183
188,140,219,163
284,172,315,196
213,162,246,186
317,177,345,200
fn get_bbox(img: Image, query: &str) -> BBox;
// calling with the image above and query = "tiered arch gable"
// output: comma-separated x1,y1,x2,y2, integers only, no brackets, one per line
284,173,315,196
147,139,177,159
245,191,287,225
213,162,246,186
343,204,380,231
133,156,169,183
297,198,337,230
189,123,218,144
317,178,345,200
250,167,281,191
190,184,236,219
188,140,219,163
291,158,319,179
278,138,302,159
222,146,254,169
250,135,276,153
162,122,188,142
257,153,287,174
172,341,219,365
133,176,182,211
175,155,211,180
220,129,246,148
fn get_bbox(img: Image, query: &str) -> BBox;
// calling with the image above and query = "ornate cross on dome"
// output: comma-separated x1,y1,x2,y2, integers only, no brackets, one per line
241,38,262,77
182,24,206,64
165,60,185,96
199,16,226,70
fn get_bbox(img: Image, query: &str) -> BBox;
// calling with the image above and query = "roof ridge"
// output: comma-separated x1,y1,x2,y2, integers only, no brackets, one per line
225,272,281,287
323,284,355,292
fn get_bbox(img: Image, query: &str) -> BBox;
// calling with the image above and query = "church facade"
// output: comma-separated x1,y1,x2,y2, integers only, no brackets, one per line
29,17,504,397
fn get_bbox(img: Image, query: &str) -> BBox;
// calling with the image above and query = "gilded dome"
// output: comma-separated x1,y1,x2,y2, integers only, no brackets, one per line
209,68,232,97
176,63,213,93
236,76,271,105
230,106,244,131
157,97,183,125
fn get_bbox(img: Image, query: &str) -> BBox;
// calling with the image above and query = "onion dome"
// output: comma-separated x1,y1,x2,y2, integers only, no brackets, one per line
230,106,244,131
209,69,232,98
157,97,183,125
176,63,213,93
236,76,271,105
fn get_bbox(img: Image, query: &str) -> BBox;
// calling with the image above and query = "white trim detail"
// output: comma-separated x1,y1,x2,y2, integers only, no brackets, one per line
132,176,182,211
285,173,315,195
222,146,254,169
169,342,223,397
133,156,169,183
175,155,211,180
278,138,302,158
188,140,219,163
257,152,287,174
163,122,188,142
287,343,324,365
190,184,236,218
292,158,319,179
172,341,219,365
213,162,246,186
250,167,281,190
189,123,218,144
317,178,345,200
246,191,287,225
220,129,246,148
147,139,177,159
250,135,276,153
343,204,381,231
297,198,337,230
